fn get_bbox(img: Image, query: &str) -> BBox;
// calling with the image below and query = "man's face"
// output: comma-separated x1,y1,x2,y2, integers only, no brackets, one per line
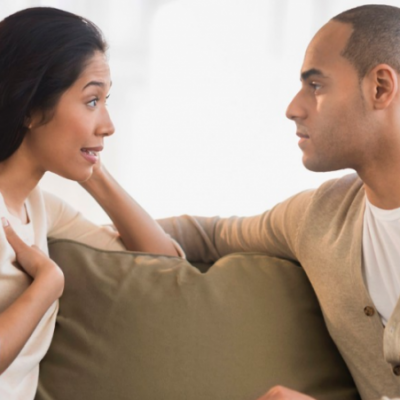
286,21,374,172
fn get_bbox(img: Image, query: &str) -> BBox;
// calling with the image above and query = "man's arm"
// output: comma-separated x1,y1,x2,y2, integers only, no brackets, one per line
157,189,313,263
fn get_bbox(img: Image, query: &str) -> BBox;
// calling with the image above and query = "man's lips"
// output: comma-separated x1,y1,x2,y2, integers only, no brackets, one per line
296,132,309,147
296,132,309,139
81,146,103,153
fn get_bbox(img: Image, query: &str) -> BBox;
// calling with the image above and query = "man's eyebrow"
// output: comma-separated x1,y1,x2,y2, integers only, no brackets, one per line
82,80,112,90
300,68,326,81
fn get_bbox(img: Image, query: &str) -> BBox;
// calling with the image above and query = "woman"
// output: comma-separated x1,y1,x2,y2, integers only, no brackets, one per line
0,7,180,399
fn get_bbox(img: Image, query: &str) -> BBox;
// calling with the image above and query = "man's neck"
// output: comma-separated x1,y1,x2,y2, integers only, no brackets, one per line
360,166,400,210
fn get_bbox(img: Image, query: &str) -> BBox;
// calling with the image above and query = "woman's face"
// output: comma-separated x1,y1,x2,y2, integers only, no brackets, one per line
23,51,114,182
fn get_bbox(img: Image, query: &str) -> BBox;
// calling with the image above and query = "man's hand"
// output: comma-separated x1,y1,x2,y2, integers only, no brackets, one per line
257,386,316,400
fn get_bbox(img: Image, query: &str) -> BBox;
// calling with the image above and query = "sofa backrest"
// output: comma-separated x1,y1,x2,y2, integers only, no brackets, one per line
36,239,360,400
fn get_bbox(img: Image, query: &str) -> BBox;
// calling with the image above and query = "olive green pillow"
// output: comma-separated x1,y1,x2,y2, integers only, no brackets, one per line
36,239,359,400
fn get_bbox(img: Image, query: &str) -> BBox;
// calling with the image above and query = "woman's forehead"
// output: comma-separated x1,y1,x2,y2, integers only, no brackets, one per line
78,52,111,90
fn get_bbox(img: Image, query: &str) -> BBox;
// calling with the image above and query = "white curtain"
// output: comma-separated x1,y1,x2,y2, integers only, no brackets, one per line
2,0,399,222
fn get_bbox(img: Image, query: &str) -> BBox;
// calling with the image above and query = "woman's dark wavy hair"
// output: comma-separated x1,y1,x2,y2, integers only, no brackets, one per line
0,7,108,162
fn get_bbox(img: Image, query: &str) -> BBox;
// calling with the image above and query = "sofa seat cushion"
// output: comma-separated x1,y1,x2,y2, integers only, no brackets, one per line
36,239,360,400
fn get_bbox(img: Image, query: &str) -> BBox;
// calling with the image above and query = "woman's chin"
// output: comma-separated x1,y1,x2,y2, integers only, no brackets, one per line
77,171,93,183
56,167,93,183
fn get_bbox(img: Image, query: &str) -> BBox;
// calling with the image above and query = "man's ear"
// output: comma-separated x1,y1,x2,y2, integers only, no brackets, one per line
366,64,398,110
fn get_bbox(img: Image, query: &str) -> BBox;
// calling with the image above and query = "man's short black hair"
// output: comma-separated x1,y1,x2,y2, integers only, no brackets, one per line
333,4,400,78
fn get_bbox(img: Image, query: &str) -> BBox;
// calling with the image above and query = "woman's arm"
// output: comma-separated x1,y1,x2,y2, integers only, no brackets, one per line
0,220,64,374
80,166,179,256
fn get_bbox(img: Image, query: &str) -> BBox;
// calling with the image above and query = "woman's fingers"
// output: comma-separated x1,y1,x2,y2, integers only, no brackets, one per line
1,217,64,294
2,217,36,277
1,217,30,255
2,217,44,278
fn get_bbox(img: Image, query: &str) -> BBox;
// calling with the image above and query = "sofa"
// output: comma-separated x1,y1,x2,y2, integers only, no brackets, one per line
35,238,361,400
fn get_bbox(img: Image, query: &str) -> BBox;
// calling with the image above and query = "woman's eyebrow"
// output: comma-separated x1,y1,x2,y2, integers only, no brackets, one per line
82,81,105,90
82,80,112,90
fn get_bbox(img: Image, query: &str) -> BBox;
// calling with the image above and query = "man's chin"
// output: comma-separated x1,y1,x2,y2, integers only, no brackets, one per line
302,155,342,173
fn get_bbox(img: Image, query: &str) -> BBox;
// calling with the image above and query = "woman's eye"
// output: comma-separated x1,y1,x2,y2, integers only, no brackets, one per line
87,98,98,107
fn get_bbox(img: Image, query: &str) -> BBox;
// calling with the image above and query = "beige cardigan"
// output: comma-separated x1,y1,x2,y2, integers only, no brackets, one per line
158,173,400,400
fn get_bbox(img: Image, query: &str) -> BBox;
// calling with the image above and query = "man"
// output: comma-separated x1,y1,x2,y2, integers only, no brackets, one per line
159,4,400,400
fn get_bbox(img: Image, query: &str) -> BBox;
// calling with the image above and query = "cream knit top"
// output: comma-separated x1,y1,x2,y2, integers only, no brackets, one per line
0,186,125,400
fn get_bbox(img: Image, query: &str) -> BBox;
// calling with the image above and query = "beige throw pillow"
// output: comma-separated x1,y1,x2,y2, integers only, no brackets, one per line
36,239,360,400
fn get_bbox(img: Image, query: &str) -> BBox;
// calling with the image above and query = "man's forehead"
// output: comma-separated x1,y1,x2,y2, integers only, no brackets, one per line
301,20,353,74
311,20,353,50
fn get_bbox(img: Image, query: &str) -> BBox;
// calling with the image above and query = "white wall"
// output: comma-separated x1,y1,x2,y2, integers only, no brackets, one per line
2,0,399,222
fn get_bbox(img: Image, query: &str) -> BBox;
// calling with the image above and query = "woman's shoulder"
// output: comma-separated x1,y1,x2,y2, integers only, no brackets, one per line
27,187,66,218
34,187,75,212
39,188,64,209
30,187,80,233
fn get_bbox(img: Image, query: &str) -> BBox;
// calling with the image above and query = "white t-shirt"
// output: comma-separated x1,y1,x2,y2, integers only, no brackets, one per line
362,198,400,326
0,186,126,400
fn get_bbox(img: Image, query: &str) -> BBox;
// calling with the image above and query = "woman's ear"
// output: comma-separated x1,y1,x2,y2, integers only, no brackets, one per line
24,116,32,129
366,64,398,110
24,110,44,130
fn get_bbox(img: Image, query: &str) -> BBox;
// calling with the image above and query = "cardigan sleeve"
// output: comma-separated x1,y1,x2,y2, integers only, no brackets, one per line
157,189,313,263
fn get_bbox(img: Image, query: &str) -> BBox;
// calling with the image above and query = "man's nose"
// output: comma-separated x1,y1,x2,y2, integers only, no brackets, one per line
286,91,306,121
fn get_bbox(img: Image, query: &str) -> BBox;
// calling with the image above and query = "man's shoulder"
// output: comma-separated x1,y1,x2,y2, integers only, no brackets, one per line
287,173,363,205
316,172,363,194
310,172,364,211
276,173,363,213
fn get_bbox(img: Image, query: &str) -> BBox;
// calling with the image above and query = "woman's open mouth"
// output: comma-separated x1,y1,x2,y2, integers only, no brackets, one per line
80,147,102,164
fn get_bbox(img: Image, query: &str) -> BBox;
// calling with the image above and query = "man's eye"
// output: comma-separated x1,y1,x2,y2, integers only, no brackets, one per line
310,82,322,91
88,98,98,107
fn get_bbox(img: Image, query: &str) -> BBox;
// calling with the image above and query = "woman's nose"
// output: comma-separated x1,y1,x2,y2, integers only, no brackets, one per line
98,108,115,137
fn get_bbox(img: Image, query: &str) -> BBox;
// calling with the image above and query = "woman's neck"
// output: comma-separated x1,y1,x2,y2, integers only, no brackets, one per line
0,150,43,222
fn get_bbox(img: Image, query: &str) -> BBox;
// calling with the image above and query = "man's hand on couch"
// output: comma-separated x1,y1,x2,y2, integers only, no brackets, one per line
257,386,316,400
